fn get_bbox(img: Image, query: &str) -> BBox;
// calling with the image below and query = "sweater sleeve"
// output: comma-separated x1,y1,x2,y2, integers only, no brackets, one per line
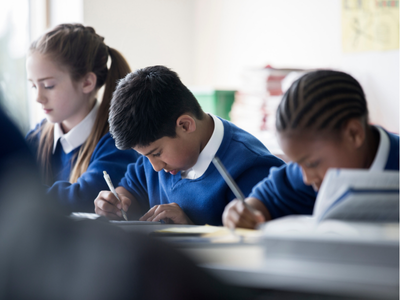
232,155,286,201
47,133,140,213
249,162,317,219
118,156,150,210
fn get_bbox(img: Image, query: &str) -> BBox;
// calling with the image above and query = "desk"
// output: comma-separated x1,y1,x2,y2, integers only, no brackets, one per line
110,221,399,300
180,243,398,300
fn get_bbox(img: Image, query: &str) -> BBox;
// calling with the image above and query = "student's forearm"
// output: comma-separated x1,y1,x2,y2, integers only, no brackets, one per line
245,197,272,221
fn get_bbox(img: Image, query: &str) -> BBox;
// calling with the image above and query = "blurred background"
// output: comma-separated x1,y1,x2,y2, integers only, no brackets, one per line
1,0,398,154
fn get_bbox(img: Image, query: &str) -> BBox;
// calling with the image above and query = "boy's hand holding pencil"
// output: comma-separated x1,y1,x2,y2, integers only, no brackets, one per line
95,188,132,220
94,171,131,220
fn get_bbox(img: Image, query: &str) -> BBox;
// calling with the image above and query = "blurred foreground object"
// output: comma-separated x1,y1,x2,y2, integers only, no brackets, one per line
0,106,241,300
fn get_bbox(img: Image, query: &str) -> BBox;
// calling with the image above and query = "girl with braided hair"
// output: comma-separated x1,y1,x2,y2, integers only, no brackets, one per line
223,70,399,229
26,23,139,212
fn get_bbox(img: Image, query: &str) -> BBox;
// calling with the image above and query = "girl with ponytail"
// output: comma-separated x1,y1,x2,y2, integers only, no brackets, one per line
26,23,139,212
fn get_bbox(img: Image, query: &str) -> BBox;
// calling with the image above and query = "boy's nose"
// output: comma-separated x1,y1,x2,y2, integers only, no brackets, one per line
148,157,164,172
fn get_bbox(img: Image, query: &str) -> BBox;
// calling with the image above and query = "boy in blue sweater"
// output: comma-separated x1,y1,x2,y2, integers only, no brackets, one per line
222,70,399,229
94,65,284,225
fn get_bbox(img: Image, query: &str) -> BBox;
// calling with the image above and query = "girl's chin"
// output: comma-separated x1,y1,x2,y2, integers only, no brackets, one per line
45,116,60,124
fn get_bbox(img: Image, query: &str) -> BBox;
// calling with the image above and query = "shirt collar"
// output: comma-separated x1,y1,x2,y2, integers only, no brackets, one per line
369,126,390,171
53,101,99,154
181,114,224,179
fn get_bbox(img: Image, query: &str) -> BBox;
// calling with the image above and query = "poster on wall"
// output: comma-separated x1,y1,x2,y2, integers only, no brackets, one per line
342,0,399,52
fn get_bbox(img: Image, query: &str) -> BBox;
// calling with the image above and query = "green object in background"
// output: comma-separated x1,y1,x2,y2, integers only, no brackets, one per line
191,89,236,121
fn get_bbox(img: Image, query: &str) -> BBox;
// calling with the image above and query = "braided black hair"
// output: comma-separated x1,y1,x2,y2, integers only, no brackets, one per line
276,70,368,133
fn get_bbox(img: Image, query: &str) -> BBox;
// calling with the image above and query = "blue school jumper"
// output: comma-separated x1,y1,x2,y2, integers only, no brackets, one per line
250,128,400,219
119,118,285,225
26,122,140,212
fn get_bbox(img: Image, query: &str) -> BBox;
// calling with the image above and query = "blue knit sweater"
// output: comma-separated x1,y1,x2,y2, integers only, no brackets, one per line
26,121,139,212
119,118,285,225
250,127,400,219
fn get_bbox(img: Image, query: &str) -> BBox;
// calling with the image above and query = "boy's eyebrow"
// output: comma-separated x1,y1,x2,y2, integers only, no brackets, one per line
144,147,159,156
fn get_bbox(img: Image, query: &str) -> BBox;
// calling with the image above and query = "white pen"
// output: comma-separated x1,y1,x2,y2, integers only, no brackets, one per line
103,171,128,221
212,156,245,201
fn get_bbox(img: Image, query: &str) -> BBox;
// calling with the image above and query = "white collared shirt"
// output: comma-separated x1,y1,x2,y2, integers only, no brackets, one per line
369,126,390,171
181,114,224,180
53,101,99,154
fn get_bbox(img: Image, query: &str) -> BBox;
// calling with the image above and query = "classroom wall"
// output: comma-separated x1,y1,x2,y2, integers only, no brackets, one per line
82,0,399,133
83,0,195,85
193,0,342,88
192,0,399,133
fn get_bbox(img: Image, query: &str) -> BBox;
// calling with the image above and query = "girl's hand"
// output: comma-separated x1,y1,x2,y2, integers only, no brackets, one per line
222,198,266,229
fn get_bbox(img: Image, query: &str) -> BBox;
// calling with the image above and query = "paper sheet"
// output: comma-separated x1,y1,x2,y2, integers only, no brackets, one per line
154,225,261,243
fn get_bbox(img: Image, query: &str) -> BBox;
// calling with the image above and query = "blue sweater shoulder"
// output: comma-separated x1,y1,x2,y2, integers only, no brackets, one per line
215,119,285,196
26,120,140,212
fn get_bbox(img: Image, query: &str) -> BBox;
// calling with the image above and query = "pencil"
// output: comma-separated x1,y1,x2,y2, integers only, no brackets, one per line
103,171,128,221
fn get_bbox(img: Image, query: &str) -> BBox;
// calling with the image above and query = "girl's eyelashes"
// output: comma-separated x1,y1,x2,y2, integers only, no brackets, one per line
29,82,55,89
304,160,320,168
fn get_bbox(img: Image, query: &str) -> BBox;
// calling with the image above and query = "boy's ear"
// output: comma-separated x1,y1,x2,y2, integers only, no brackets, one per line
342,118,365,149
81,72,97,94
176,115,196,134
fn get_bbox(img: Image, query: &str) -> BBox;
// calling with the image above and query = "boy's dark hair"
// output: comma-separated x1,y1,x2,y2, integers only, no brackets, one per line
276,70,368,133
109,65,204,150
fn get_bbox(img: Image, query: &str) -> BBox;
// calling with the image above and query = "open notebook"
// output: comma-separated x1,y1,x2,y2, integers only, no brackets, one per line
313,169,399,223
